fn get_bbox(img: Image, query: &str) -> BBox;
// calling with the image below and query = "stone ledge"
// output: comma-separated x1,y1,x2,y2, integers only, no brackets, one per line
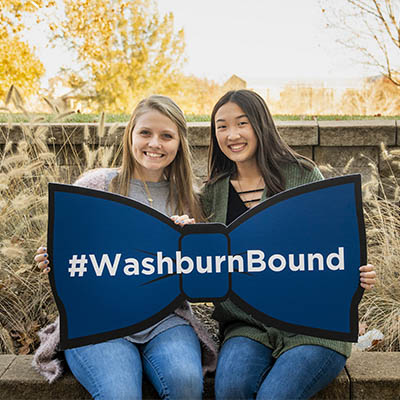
276,120,318,146
0,353,399,399
346,352,400,400
2,120,393,147
319,120,396,146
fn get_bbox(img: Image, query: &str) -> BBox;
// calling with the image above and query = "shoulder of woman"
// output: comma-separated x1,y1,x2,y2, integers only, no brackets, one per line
280,161,324,189
73,168,119,191
204,174,230,190
201,176,229,199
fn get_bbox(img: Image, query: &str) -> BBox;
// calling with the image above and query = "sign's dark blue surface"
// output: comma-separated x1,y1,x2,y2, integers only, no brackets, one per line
48,175,366,349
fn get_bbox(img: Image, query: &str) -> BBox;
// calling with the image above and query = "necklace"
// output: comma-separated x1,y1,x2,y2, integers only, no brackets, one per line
141,180,154,207
237,175,264,193
236,175,264,208
135,167,155,207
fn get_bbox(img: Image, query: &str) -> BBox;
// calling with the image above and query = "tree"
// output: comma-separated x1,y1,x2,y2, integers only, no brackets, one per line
271,85,335,115
340,76,400,114
0,1,54,99
54,0,186,112
321,0,400,86
0,35,44,99
173,75,224,115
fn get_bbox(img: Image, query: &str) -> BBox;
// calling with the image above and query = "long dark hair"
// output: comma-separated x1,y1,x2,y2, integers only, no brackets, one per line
207,90,314,196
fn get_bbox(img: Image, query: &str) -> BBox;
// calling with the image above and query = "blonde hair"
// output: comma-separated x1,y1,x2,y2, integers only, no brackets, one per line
110,95,203,221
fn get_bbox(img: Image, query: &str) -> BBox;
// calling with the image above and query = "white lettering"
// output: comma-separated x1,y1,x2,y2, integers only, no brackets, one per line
89,253,121,276
248,250,266,272
215,255,226,273
157,252,174,275
196,256,213,274
71,248,346,278
288,254,305,271
176,251,194,274
228,254,244,272
124,258,139,276
327,247,344,270
268,254,286,272
308,253,324,271
142,257,155,275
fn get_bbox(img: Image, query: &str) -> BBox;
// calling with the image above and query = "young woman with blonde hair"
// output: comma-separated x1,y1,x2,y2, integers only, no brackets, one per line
34,95,216,400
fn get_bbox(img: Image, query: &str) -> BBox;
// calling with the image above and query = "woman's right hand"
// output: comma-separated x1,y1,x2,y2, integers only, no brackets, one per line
35,246,50,273
171,215,195,226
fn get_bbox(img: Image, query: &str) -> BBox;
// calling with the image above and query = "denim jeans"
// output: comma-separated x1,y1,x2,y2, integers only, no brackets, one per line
215,337,346,400
65,325,203,400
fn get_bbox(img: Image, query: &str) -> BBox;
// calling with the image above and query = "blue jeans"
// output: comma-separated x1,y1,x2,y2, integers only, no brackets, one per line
65,325,203,400
215,337,346,400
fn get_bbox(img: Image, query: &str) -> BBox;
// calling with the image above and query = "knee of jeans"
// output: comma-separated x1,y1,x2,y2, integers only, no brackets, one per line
165,367,203,399
215,374,254,400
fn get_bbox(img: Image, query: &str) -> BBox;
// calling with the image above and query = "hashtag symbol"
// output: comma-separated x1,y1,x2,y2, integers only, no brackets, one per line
68,254,88,277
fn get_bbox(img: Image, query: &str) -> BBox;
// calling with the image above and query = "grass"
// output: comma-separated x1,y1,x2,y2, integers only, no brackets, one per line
321,153,400,352
1,89,399,355
358,155,400,352
0,93,121,355
0,113,399,123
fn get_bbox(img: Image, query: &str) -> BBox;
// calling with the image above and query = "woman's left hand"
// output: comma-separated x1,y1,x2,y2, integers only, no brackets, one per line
171,214,195,226
359,264,376,290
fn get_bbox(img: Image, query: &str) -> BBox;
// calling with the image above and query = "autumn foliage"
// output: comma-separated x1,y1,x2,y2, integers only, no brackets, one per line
55,0,185,112
267,77,400,116
0,0,55,99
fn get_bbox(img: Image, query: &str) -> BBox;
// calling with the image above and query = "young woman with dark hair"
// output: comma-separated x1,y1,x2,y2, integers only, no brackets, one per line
202,89,376,400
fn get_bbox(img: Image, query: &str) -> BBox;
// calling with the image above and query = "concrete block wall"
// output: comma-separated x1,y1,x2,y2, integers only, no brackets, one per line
1,121,399,188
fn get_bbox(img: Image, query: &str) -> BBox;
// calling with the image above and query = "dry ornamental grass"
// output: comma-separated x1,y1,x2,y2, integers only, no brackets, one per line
359,153,400,352
0,87,120,354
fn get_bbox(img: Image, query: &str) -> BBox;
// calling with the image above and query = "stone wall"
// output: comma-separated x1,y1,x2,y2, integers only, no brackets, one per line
1,121,399,190
2,353,400,399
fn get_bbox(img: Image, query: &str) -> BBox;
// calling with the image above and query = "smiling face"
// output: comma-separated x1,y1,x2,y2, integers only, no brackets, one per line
130,109,180,182
214,102,258,167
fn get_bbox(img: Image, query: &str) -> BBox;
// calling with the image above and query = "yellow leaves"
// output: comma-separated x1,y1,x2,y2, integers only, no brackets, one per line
59,0,186,112
0,33,44,99
171,74,224,115
1,0,56,36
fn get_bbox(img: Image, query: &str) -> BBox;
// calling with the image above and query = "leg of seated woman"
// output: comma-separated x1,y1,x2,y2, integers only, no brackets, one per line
215,337,274,400
141,325,203,400
256,345,346,400
65,338,142,400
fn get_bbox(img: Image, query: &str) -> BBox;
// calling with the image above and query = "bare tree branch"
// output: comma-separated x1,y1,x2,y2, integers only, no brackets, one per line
372,0,399,46
322,0,400,86
348,0,380,18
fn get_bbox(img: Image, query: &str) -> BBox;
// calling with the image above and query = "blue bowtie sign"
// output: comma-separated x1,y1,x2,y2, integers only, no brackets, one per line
48,175,366,349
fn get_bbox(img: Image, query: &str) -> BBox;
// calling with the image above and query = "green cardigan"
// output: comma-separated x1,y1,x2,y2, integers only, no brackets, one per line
201,163,352,359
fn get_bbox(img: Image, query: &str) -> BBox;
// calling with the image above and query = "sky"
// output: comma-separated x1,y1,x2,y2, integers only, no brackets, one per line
28,0,376,88
157,0,374,85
